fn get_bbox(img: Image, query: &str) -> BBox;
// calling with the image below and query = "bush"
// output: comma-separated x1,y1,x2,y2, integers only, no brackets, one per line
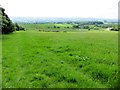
73,25,79,28
15,23,25,31
110,26,118,31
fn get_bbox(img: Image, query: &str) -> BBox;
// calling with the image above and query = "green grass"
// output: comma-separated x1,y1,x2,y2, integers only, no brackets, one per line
0,34,2,89
2,30,118,88
19,23,55,30
54,24,73,27
19,23,88,32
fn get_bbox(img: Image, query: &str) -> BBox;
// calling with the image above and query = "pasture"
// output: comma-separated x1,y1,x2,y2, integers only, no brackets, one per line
0,34,2,89
2,30,118,88
19,23,90,32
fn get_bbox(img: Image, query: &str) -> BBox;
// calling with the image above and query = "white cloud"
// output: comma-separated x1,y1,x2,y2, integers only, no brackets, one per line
0,0,119,19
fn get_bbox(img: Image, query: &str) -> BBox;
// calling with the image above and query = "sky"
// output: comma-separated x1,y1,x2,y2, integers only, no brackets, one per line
0,0,119,19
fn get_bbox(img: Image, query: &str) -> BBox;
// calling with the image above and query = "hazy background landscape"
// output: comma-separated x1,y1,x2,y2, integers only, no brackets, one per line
10,17,117,23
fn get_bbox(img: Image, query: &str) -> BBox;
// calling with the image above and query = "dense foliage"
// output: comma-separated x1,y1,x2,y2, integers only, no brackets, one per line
14,23,25,31
0,7,25,34
0,7,15,34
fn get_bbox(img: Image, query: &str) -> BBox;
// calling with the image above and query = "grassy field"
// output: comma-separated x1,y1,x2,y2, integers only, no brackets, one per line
2,30,118,88
19,23,89,32
0,34,2,89
54,24,73,27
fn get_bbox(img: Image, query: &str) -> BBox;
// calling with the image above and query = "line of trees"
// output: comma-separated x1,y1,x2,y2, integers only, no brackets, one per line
0,7,25,34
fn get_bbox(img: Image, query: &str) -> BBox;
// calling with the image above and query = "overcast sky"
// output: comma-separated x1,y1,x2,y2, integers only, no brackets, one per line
0,0,119,19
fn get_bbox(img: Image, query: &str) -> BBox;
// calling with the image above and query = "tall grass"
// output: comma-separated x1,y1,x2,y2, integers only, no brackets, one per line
2,31,118,88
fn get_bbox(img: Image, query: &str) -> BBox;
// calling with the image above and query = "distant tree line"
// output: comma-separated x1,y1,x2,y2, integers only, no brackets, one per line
110,25,118,31
72,21,118,31
0,7,25,34
72,21,104,29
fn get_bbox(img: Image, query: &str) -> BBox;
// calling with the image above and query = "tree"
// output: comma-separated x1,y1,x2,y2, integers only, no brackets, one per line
15,22,25,31
110,25,118,31
73,24,79,28
0,7,15,34
54,26,56,28
15,23,20,31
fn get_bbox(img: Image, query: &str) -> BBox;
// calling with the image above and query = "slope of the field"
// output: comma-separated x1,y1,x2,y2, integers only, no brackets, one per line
0,34,2,89
2,31,118,88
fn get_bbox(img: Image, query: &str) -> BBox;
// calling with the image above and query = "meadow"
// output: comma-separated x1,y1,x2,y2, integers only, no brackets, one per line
0,34,2,89
19,23,89,32
2,28,118,88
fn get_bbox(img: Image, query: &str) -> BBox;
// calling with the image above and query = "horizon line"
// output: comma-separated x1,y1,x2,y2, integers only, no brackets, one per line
10,17,118,20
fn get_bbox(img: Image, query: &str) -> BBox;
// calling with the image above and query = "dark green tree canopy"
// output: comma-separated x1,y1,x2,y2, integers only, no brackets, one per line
0,7,15,34
0,7,25,34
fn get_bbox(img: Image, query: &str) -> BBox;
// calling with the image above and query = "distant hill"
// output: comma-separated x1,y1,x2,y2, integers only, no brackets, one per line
10,17,117,23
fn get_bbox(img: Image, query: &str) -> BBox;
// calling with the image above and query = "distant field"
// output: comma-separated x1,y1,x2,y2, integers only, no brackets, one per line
2,30,118,88
54,24,73,27
19,23,114,32
19,23,89,32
